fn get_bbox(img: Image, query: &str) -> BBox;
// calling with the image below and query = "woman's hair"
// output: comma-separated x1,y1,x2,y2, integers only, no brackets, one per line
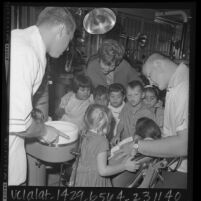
108,83,125,96
135,117,161,139
93,85,108,99
84,104,111,135
127,80,144,91
144,85,159,100
98,39,125,66
36,7,76,34
72,74,92,93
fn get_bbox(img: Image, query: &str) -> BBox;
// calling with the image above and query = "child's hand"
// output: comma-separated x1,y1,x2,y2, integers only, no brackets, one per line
55,108,65,120
124,156,140,172
111,136,120,146
130,148,138,158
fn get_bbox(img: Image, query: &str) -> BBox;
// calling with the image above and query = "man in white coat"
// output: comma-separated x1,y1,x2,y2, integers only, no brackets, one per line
9,7,76,185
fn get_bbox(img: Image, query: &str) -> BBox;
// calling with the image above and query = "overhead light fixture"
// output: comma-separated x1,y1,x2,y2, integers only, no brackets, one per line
83,8,116,34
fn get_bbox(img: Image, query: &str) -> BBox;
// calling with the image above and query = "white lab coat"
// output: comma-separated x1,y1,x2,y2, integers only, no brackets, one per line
9,26,46,185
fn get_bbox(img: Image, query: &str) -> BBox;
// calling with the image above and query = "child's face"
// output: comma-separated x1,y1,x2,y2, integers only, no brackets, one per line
126,86,144,107
94,95,108,106
143,91,157,108
76,87,91,100
109,91,124,108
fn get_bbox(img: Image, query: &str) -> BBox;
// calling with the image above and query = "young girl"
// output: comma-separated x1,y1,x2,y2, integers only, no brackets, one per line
55,74,93,130
70,104,140,187
143,85,164,130
109,117,162,187
93,85,109,106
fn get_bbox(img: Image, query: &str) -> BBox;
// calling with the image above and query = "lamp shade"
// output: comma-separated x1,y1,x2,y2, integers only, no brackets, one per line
83,8,116,34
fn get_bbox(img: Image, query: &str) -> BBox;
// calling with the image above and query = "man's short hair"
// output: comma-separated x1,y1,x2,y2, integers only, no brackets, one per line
98,39,125,66
143,52,171,65
36,7,76,34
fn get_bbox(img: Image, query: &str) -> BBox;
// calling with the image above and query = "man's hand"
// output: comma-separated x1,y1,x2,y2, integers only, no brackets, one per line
41,125,61,144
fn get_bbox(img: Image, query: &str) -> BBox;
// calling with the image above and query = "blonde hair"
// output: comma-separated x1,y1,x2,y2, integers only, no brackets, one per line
84,104,111,135
37,7,76,35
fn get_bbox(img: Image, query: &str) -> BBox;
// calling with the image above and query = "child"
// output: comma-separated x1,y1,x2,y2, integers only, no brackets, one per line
93,85,109,106
55,74,93,130
109,117,162,188
134,117,161,140
109,117,161,163
70,104,140,187
111,80,155,145
108,83,125,137
93,85,116,143
143,85,164,130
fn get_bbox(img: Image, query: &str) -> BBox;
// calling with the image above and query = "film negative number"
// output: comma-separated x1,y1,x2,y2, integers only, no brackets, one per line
56,188,69,201
69,190,84,201
164,190,182,201
142,191,151,201
132,193,141,201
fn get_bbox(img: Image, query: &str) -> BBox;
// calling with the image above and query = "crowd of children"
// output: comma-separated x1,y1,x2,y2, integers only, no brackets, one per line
43,72,165,187
109,117,162,167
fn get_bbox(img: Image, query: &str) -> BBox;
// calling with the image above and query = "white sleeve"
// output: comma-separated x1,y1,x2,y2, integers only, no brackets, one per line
9,46,38,132
175,82,189,132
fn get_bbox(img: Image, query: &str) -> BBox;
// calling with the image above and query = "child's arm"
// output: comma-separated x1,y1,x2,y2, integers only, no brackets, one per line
97,151,140,177
54,92,73,119
55,108,65,119
111,120,124,146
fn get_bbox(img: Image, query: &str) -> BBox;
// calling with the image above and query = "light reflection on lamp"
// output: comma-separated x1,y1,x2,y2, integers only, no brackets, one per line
83,8,116,34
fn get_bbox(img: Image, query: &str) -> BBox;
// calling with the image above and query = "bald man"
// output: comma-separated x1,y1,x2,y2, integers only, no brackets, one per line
120,53,189,188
